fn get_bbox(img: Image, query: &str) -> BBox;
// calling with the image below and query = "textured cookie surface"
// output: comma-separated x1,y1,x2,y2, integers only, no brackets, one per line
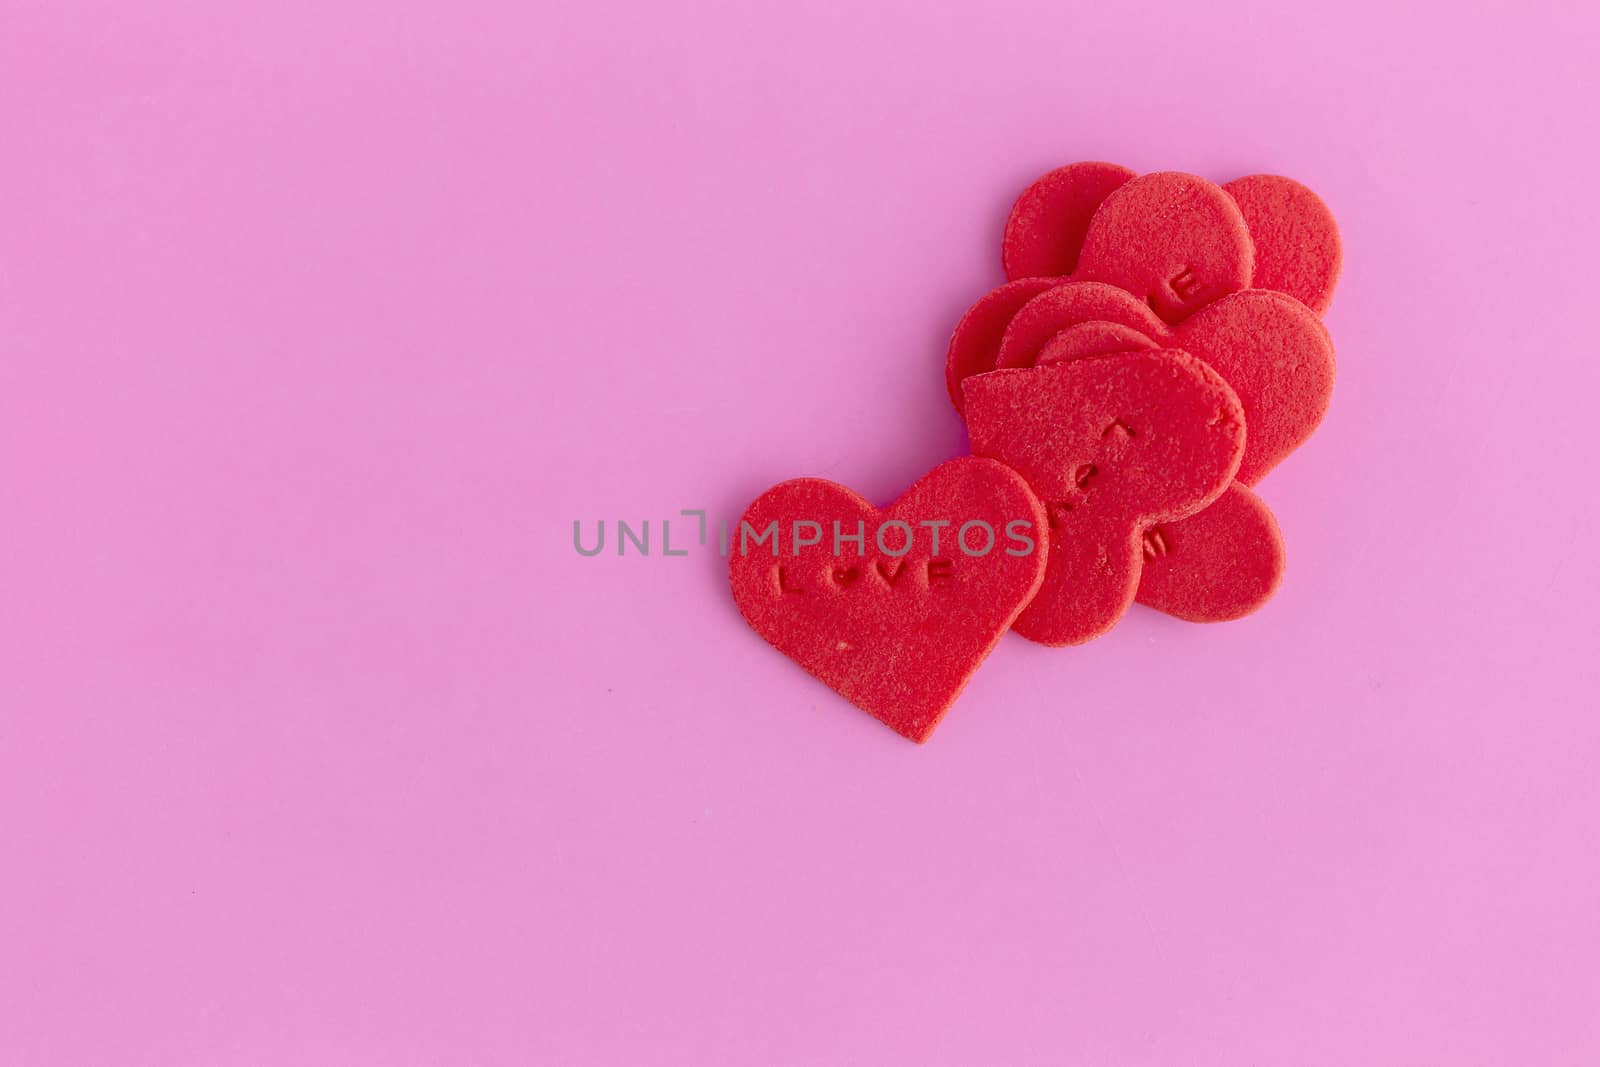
1035,321,1157,364
944,277,1061,413
1002,161,1136,281
1224,174,1342,314
971,280,1334,487
944,164,1337,631
1176,290,1335,485
963,350,1245,646
729,457,1046,742
1074,172,1254,324
993,281,1167,370
1135,482,1285,621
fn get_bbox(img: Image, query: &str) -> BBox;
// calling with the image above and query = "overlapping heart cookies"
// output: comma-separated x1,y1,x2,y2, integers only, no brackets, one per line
731,163,1340,742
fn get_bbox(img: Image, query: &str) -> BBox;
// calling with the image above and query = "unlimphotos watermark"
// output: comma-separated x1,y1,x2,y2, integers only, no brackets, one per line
573,510,1038,558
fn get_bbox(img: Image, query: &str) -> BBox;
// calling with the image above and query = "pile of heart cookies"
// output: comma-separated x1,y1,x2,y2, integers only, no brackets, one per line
731,163,1340,742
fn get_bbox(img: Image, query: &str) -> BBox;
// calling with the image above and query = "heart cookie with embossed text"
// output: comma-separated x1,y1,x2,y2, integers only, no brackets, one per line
729,457,1046,742
963,349,1246,646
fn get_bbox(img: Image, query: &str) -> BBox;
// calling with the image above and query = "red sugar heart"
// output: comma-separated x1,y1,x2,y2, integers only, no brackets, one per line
1073,172,1254,325
986,281,1334,485
952,172,1257,413
1176,290,1335,486
963,350,1245,646
941,164,1339,629
729,457,1047,742
1224,174,1342,315
944,277,1061,414
996,164,1340,316
1135,482,1285,622
1002,161,1136,281
958,280,1330,623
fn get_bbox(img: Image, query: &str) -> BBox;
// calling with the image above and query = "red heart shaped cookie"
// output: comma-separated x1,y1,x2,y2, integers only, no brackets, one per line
1135,481,1285,622
998,165,1341,317
944,277,1062,413
968,281,1333,486
963,350,1245,646
1224,174,1342,315
729,457,1047,742
1074,172,1255,324
947,165,1339,629
958,281,1325,623
959,173,1254,406
1002,161,1137,281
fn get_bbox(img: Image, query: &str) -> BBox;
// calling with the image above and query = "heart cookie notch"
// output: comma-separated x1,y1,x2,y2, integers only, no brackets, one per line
729,457,1047,742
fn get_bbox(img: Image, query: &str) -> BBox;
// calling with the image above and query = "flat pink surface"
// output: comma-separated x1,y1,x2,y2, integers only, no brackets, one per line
2,2,1597,1064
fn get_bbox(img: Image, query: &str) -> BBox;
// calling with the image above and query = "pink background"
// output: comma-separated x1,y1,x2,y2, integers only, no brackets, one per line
2,1,1597,1063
